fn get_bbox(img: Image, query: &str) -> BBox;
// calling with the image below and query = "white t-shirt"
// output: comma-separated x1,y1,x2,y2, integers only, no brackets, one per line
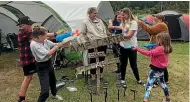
30,39,55,62
120,20,138,48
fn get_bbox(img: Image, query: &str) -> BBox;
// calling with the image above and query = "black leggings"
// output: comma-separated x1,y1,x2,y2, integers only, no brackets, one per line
88,46,107,74
164,68,169,82
119,46,140,81
36,60,57,102
112,43,120,71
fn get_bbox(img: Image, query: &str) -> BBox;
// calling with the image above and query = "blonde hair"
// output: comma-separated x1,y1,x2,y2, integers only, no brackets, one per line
156,32,173,54
121,8,136,21
32,25,48,38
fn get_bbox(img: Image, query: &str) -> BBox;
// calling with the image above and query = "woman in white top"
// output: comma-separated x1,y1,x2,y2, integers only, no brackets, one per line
119,8,144,85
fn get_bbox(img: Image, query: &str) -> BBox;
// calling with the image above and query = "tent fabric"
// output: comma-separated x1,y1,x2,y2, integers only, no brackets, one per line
0,1,114,35
0,1,67,35
7,1,52,25
41,15,65,33
137,10,189,41
42,1,114,30
0,7,18,22
0,13,18,43
183,14,190,31
159,10,180,15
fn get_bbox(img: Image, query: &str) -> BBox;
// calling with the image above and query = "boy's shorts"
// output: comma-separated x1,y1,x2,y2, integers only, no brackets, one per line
22,62,36,76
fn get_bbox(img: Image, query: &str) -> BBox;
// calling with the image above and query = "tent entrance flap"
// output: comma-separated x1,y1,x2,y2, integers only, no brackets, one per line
165,16,181,39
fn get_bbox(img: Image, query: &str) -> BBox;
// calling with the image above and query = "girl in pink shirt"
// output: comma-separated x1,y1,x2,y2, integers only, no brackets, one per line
134,32,172,102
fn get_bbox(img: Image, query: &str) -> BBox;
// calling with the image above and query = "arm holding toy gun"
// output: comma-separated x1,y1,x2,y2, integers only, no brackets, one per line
138,18,152,26
138,20,167,36
47,41,70,56
124,43,157,50
46,29,65,39
132,46,164,57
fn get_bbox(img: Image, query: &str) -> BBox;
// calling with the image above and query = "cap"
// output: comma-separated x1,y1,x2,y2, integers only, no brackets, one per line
17,16,36,26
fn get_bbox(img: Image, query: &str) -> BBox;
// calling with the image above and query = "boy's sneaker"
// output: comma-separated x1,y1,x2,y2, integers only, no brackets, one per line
162,98,171,102
137,81,146,86
153,81,159,88
166,81,169,84
18,100,26,102
120,80,126,84
52,95,63,101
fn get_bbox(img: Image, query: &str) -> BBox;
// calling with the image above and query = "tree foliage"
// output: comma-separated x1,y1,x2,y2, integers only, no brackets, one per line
110,1,189,15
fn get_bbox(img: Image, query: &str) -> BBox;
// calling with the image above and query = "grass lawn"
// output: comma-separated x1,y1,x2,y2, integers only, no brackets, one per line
0,41,189,102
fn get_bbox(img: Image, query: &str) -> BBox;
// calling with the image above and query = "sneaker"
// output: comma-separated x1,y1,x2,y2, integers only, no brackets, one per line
120,80,126,84
112,69,120,73
137,81,145,86
162,98,171,102
166,81,169,84
52,95,63,101
18,100,26,102
153,81,159,88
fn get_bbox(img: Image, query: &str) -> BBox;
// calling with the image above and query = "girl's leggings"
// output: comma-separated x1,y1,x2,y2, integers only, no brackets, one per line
144,70,169,99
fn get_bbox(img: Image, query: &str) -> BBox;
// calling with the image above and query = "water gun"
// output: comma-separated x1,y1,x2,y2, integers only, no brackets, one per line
138,18,152,26
56,29,66,34
55,29,80,42
144,43,157,49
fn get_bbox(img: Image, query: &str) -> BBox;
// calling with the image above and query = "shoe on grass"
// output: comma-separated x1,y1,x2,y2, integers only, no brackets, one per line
137,80,146,86
18,100,26,102
162,98,171,102
166,81,169,84
52,95,63,101
120,80,126,84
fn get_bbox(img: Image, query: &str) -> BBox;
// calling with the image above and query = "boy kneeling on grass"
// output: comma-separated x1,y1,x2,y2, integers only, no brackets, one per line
133,32,172,102
30,25,70,102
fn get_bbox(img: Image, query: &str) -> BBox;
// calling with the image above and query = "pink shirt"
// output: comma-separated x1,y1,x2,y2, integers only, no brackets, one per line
135,46,168,69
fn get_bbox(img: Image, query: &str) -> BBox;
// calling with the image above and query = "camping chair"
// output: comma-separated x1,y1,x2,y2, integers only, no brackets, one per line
61,48,83,67
52,48,82,69
0,32,15,53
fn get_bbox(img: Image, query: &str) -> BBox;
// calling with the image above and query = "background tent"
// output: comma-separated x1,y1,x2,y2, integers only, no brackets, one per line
137,10,189,41
0,1,115,51
0,13,18,44
0,7,18,42
42,1,115,30
0,1,114,36
0,1,69,51
0,1,70,33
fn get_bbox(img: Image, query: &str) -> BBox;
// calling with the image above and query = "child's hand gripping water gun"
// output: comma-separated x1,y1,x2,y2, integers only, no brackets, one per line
144,43,157,49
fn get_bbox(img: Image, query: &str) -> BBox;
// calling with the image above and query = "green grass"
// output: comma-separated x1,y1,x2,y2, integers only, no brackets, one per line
0,41,189,102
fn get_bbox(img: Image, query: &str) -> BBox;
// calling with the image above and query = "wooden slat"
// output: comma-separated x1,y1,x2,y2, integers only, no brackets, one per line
63,34,125,53
87,51,106,58
75,58,119,73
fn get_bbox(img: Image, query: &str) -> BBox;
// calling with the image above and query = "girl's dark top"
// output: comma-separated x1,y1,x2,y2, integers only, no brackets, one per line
111,21,122,34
